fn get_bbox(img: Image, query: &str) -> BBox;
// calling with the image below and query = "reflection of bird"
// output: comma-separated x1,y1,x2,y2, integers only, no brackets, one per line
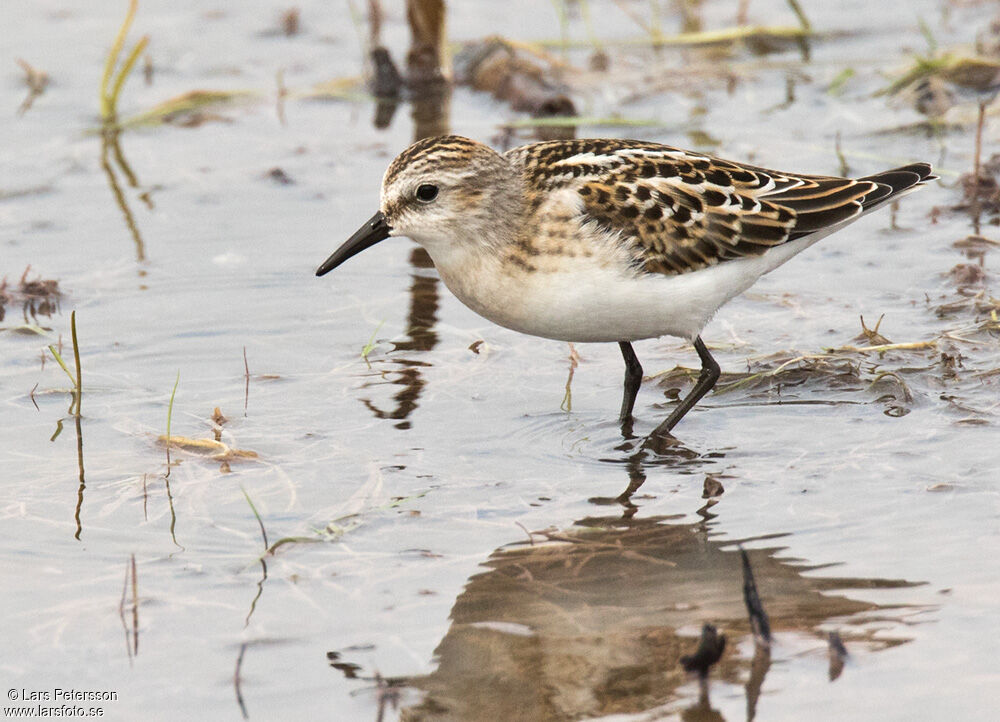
317,136,934,435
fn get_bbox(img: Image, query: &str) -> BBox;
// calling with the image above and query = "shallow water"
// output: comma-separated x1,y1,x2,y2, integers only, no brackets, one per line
2,1,999,720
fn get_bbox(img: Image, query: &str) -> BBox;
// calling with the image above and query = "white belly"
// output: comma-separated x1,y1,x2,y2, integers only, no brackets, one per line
430,234,820,343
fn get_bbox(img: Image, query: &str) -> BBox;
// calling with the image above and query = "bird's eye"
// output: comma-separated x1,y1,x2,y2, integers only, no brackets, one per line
415,184,439,203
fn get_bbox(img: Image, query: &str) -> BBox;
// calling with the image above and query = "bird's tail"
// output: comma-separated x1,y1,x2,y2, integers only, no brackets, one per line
858,163,937,212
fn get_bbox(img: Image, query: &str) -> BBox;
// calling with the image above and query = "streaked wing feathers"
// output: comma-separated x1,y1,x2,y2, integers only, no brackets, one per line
512,139,934,276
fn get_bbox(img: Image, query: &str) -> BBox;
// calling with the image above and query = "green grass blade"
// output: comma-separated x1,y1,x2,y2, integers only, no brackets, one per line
241,485,269,549
48,346,77,387
166,371,179,440
165,370,179,476
786,0,812,32
361,320,385,361
100,0,139,120
108,34,149,122
70,310,82,416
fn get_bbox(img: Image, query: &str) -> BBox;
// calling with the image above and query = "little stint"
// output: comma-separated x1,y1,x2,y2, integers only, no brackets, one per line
317,136,935,436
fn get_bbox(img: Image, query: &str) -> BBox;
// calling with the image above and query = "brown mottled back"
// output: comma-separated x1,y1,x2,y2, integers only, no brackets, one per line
506,139,932,276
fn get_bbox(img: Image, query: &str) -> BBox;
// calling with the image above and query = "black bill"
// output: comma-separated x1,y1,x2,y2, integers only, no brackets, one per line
315,211,392,277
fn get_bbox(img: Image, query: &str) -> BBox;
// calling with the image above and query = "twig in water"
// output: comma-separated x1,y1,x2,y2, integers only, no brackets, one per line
367,0,384,46
972,100,986,233
740,545,771,648
73,413,85,541
118,554,139,662
561,343,580,412
736,0,750,25
515,520,535,546
828,631,848,681
16,58,49,116
118,559,133,664
243,346,250,416
130,554,138,655
165,474,180,549
99,131,147,261
234,642,249,720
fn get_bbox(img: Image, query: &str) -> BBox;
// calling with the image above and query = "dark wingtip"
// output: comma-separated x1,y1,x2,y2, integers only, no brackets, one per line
857,162,937,210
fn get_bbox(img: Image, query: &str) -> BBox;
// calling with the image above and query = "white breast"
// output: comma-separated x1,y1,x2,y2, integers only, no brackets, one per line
426,224,825,344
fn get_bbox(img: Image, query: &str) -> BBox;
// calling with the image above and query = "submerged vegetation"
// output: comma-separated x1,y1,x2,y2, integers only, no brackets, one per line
650,304,999,423
0,267,61,327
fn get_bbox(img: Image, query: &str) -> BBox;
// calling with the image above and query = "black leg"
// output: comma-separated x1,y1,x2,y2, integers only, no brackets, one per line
618,341,643,425
647,336,720,439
